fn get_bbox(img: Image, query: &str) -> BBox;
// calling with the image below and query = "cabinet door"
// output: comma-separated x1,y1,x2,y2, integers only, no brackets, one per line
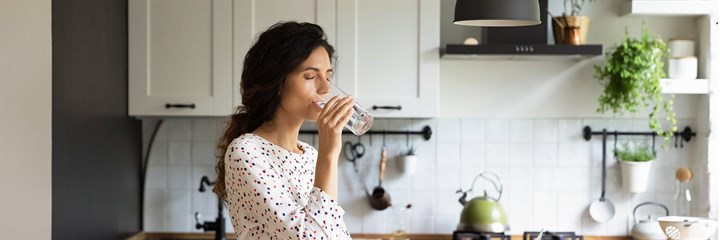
129,0,232,116
232,0,336,107
337,0,439,118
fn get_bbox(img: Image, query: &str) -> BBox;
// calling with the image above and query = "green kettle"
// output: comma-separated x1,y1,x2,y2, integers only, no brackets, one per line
456,171,509,233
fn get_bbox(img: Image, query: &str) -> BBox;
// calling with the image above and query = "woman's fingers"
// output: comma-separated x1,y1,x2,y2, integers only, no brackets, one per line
318,96,340,119
328,97,354,127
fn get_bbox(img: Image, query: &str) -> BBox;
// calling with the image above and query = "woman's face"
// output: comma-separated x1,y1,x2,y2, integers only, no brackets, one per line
279,47,333,122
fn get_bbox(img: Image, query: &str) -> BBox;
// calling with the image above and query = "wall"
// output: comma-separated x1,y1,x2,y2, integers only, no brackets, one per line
141,0,712,236
0,0,53,239
144,117,702,235
51,0,143,239
441,0,701,118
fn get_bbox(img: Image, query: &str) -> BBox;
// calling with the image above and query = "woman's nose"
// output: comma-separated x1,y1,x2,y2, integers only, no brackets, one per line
317,80,330,95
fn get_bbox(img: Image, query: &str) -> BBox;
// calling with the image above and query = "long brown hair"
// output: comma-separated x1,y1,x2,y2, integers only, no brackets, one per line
214,21,335,201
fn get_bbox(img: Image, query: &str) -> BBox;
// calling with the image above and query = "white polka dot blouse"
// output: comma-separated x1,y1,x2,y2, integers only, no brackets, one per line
224,133,351,239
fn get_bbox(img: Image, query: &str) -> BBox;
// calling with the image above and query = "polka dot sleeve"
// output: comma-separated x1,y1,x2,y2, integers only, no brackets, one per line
224,136,351,240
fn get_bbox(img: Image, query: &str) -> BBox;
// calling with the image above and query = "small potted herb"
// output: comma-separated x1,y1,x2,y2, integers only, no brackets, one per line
399,146,417,175
615,141,656,193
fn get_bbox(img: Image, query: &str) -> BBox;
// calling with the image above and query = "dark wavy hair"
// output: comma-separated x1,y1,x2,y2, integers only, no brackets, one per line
213,21,335,201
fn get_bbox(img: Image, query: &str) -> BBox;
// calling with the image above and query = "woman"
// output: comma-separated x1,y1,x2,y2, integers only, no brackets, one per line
213,21,353,239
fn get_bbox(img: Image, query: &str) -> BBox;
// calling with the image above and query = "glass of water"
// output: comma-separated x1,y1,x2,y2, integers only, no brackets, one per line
316,83,373,135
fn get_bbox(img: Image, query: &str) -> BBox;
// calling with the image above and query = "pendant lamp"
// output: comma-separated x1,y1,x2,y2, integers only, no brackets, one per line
453,0,541,27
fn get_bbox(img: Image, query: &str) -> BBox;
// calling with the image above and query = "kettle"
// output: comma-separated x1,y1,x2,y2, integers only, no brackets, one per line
631,202,669,240
456,171,509,233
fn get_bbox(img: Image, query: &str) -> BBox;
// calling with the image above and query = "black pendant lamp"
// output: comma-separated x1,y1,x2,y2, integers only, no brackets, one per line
453,0,541,27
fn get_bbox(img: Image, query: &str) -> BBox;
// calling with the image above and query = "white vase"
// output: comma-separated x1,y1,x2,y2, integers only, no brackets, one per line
619,160,653,193
400,155,418,175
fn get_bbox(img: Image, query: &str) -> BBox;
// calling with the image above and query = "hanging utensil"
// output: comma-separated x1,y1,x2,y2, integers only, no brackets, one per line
344,140,369,197
369,133,391,210
589,129,616,222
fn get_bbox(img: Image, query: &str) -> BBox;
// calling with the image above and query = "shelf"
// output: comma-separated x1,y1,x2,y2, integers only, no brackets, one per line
621,0,719,16
660,78,710,94
442,44,603,60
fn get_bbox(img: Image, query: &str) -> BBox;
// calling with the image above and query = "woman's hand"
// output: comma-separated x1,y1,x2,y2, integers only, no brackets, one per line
316,96,354,159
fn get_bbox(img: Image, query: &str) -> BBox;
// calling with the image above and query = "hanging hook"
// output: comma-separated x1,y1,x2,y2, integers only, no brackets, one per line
405,131,410,149
369,132,373,146
382,131,387,146
652,134,656,155
613,132,618,157
680,134,685,148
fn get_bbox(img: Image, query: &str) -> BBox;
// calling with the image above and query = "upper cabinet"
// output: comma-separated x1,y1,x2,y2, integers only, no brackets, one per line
130,0,440,118
336,0,440,118
232,0,337,107
129,0,233,117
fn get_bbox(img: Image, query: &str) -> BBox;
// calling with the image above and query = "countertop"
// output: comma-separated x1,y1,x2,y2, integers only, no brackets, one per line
127,232,632,240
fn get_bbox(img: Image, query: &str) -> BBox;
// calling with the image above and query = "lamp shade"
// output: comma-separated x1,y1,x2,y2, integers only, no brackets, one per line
454,0,541,27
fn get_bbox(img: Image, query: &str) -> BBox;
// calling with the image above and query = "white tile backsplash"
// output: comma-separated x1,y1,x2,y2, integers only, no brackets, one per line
460,119,485,143
409,216,434,234
166,119,192,141
460,143,485,168
534,119,559,143
436,143,461,168
146,166,167,190
148,141,168,166
191,141,216,166
484,143,509,167
510,119,534,143
167,166,192,190
168,141,192,165
533,143,558,167
508,143,533,167
143,117,704,236
437,118,460,143
485,119,509,143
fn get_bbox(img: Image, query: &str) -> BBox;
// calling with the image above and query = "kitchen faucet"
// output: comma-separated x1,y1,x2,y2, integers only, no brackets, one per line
195,176,227,240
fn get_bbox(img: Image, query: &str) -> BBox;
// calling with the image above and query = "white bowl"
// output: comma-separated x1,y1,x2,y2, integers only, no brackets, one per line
668,57,698,79
658,216,717,240
669,39,695,58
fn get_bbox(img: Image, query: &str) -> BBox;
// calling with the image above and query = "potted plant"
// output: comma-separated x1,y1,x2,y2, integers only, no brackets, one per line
615,141,656,192
399,146,417,175
551,0,593,45
595,25,676,145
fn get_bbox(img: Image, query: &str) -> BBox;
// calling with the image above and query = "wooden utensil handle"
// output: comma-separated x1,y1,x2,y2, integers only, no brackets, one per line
379,147,387,181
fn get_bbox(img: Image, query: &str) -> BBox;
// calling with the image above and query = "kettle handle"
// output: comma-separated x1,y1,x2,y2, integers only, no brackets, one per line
466,171,503,202
633,202,669,224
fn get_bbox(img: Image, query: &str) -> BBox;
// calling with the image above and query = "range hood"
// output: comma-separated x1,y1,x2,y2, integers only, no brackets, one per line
443,0,602,59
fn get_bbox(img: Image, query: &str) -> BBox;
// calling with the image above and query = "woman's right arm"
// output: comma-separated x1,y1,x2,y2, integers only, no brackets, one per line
314,96,354,200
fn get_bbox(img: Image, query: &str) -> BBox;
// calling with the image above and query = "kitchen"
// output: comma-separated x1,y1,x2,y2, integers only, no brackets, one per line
1,0,718,239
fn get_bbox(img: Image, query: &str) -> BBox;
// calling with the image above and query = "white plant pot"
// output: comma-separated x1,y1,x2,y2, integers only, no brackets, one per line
400,155,418,175
619,160,653,193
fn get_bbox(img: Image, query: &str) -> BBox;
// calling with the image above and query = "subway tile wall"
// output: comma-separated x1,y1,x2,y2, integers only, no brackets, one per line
142,117,703,235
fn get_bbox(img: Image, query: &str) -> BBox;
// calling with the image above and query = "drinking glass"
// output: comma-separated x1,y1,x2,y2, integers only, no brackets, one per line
316,83,373,135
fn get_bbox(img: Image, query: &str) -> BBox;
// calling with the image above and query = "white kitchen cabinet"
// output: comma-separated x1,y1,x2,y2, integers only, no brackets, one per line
336,0,440,118
129,0,233,116
232,0,337,107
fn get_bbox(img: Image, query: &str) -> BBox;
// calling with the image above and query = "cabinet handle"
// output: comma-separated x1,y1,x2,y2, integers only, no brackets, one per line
372,105,402,111
165,103,196,109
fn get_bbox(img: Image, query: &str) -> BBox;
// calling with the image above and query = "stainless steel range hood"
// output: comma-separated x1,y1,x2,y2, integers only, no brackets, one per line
443,0,602,59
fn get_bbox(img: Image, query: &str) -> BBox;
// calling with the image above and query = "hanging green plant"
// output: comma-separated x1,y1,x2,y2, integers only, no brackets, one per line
594,24,676,145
